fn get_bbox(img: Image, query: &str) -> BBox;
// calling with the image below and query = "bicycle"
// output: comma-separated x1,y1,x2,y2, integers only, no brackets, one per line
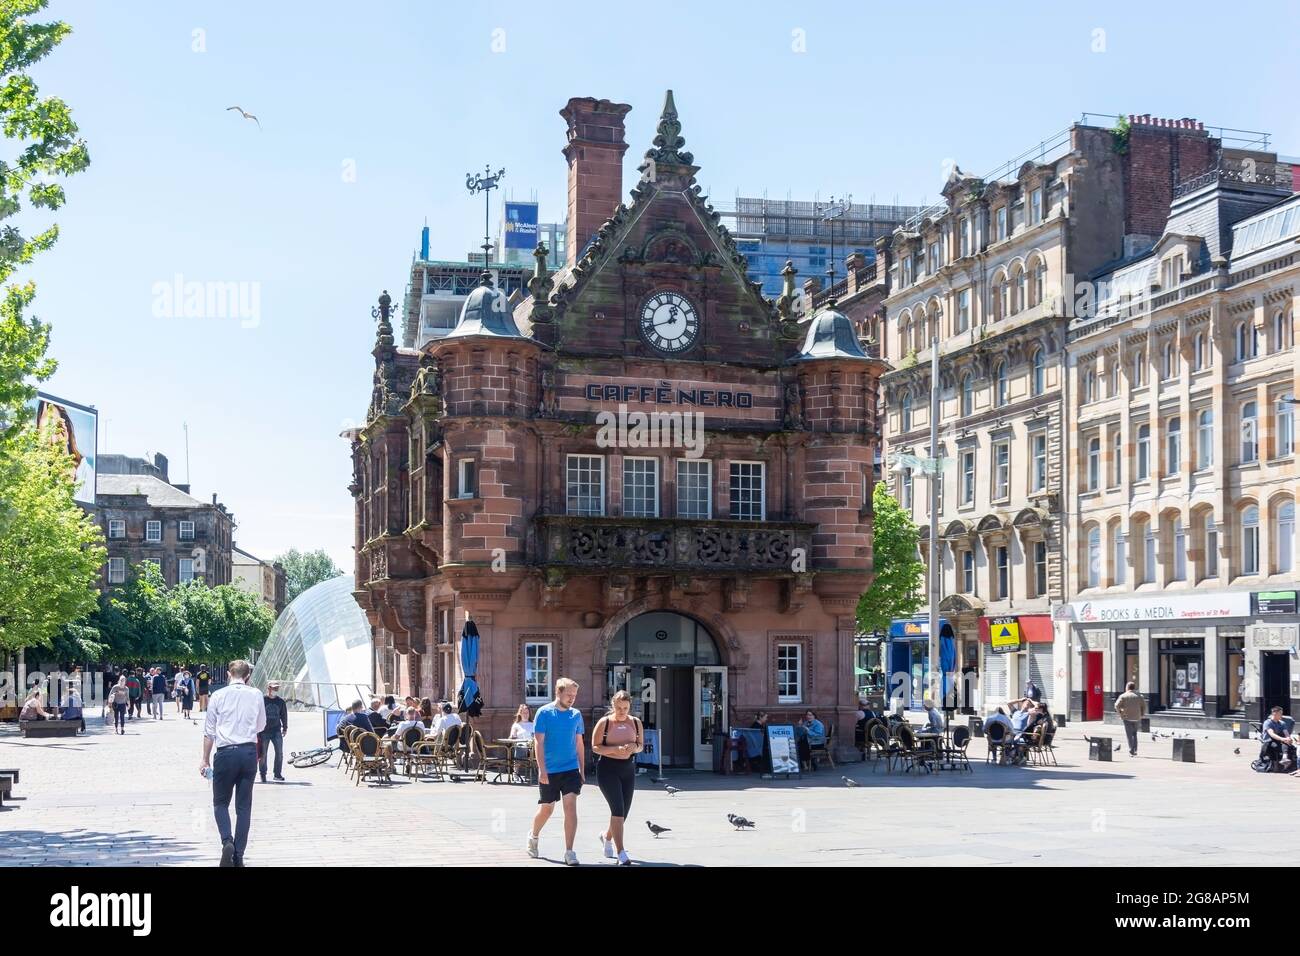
289,743,338,769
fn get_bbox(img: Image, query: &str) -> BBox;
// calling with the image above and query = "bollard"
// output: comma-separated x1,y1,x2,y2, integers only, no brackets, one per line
1139,717,1150,733
969,715,984,738
1172,738,1196,762
1088,736,1113,761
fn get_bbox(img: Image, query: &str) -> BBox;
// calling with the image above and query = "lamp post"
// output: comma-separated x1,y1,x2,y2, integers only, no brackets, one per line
891,332,944,709
466,164,506,268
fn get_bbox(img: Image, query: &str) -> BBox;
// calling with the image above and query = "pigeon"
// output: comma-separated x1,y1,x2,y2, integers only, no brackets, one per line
1082,734,1092,743
842,776,859,787
727,813,756,830
1234,748,1240,755
664,785,680,797
1113,744,1121,753
645,821,670,838
226,106,261,129
1151,733,1158,741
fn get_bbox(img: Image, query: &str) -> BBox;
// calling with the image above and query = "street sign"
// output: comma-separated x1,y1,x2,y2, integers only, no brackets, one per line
1257,591,1298,615
989,616,1022,654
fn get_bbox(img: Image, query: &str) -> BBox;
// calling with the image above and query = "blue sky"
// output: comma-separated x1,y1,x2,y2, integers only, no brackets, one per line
27,0,1300,569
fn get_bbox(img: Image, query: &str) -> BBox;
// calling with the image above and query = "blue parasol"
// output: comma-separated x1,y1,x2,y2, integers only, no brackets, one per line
939,632,956,705
457,616,483,717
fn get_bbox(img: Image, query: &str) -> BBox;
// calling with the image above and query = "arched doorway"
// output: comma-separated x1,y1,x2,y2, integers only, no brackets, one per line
605,611,725,769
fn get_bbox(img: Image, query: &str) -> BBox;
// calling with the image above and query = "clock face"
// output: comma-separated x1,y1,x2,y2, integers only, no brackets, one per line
639,291,700,354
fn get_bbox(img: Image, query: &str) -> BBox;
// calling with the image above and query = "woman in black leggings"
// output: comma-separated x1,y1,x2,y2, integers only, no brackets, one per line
591,690,643,866
108,676,130,734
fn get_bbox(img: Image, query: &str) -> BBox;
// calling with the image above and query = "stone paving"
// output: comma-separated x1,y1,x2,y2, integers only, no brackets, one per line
1,710,1296,867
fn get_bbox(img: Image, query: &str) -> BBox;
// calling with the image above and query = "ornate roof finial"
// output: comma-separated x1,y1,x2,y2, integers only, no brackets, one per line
528,241,553,302
645,89,693,168
371,289,394,348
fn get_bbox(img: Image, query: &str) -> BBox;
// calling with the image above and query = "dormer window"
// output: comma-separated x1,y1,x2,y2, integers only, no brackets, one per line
1160,254,1184,289
1029,188,1043,225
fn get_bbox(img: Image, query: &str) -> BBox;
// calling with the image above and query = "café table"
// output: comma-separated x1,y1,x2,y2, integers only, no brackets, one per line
496,738,535,784
915,732,947,771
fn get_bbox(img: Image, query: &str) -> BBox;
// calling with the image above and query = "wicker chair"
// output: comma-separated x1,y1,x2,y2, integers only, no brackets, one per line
338,726,360,774
397,726,425,775
894,724,933,773
985,721,1008,763
406,738,442,778
945,724,974,772
350,731,392,786
869,723,897,774
1029,725,1057,766
471,730,513,784
808,722,836,769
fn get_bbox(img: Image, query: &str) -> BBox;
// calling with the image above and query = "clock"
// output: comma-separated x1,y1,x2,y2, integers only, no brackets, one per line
638,291,700,354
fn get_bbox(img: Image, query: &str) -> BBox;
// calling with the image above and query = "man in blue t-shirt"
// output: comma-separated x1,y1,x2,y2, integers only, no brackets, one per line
1260,706,1297,771
528,678,585,865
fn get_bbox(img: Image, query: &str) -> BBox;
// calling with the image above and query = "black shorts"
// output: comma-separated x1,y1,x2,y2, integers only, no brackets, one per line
537,769,583,804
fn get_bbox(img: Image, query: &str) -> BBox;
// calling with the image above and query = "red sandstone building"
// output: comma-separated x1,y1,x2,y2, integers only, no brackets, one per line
349,92,886,766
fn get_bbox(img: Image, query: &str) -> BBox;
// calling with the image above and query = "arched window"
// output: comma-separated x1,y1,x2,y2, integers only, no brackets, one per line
1012,266,1027,313
1173,516,1186,581
899,316,911,356
1279,393,1295,457
1241,401,1258,463
1203,511,1219,579
1193,332,1206,371
1242,505,1260,575
1277,310,1293,351
994,361,1008,407
1162,342,1176,380
900,468,913,512
1032,259,1046,307
1031,349,1045,396
1278,501,1296,574
960,373,973,417
1197,409,1214,469
1136,424,1151,480
1111,523,1127,586
1086,526,1101,588
1132,350,1144,387
1087,436,1100,490
1083,369,1096,403
1142,521,1156,584
901,390,913,432
1235,322,1256,362
1109,362,1120,397
991,276,1007,321
1111,430,1123,486
1166,417,1181,475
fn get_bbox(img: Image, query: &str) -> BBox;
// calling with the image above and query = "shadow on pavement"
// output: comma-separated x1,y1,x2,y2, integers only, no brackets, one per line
0,828,207,866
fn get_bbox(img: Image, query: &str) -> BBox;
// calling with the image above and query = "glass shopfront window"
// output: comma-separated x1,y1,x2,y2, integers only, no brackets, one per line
1122,639,1139,691
1158,638,1204,711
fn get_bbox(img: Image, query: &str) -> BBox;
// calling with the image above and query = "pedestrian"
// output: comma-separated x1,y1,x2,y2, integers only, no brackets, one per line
125,669,142,719
1024,679,1042,703
1114,681,1146,757
60,683,85,734
150,668,167,719
528,677,586,865
109,676,130,734
141,668,153,716
259,681,288,782
590,690,642,866
196,666,211,712
177,669,195,719
199,660,266,867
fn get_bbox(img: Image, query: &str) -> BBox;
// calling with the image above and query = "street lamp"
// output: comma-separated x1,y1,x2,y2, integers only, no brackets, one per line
466,164,506,268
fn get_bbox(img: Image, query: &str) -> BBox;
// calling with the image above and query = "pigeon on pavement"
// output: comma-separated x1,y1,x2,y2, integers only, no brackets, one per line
646,821,671,838
727,813,756,830
841,776,859,787
1113,744,1121,752
664,785,680,797
1234,748,1241,755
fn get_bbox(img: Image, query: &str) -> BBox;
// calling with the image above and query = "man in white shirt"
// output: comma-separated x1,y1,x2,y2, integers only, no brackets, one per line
432,702,463,738
392,708,426,750
200,660,266,867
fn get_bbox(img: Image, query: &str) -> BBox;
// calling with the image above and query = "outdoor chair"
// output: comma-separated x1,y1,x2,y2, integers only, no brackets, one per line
338,726,360,774
869,723,897,774
1027,725,1056,766
471,730,512,784
861,719,884,765
945,725,973,773
1036,727,1058,766
985,722,1008,763
894,724,933,773
350,732,392,786
406,739,442,779
808,723,836,769
398,727,425,775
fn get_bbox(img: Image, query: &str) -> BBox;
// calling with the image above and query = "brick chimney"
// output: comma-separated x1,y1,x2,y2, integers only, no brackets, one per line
560,97,631,266
1123,114,1217,240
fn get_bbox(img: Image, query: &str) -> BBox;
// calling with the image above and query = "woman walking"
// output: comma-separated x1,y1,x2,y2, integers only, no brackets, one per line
590,690,643,866
177,669,195,719
109,676,130,734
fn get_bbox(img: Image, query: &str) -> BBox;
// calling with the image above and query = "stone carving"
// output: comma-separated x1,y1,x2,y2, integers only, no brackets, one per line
369,547,388,582
558,522,803,571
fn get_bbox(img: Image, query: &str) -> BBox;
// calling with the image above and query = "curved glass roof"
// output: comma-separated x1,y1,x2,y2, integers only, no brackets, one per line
253,574,373,710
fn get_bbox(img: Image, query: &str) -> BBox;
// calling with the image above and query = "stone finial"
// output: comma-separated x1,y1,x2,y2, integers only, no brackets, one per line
528,241,553,303
643,89,694,168
372,289,394,348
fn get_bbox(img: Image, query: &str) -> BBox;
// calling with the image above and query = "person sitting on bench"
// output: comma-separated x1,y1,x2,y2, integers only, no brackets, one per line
60,686,85,733
19,689,52,721
1260,706,1297,772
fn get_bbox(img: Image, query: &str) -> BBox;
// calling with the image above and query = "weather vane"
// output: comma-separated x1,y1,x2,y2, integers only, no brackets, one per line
466,164,506,269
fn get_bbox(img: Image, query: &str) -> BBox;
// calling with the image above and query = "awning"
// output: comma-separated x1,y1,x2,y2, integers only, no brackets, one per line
889,617,949,640
978,614,1054,644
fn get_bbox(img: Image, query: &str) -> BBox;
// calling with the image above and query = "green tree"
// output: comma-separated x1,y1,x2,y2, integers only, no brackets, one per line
856,483,925,636
0,0,89,447
277,548,343,604
0,426,105,652
98,561,191,662
176,580,275,663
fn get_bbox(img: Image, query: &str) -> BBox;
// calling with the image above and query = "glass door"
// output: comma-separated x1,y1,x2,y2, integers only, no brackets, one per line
693,666,727,770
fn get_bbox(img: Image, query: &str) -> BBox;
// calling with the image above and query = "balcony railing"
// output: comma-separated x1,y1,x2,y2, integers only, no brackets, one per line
537,515,815,573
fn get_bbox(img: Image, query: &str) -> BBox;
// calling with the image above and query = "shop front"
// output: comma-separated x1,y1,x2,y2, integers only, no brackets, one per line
1058,589,1298,729
887,617,940,711
977,613,1056,714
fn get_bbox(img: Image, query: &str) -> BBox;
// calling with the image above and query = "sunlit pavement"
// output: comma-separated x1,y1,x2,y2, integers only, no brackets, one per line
1,711,1293,867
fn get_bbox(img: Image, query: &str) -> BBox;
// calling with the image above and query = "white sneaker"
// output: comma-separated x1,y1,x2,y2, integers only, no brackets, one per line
599,833,615,859
563,849,579,866
526,834,538,859
617,850,631,866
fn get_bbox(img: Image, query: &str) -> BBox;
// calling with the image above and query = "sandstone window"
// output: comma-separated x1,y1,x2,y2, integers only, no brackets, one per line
179,520,195,541
1277,394,1295,457
1031,433,1047,491
1085,526,1101,588
1131,350,1145,387
1203,513,1219,578
146,520,161,543
1162,342,1176,380
1197,409,1214,469
729,462,765,521
1111,430,1122,487
1274,309,1293,351
108,557,126,584
1083,369,1096,403
1112,526,1126,586
960,373,974,416
993,441,1010,501
776,643,802,704
994,545,1009,599
1136,425,1151,480
524,642,552,704
458,459,476,499
1241,505,1260,576
1165,418,1181,475
1234,322,1258,362
956,288,970,333
1013,266,1027,313
179,558,195,584
993,361,1008,407
901,390,913,432
108,519,125,540
1033,540,1048,598
1032,259,1046,306
1142,521,1156,584
622,457,659,518
1030,349,1045,397
900,468,914,513
960,450,975,505
676,459,711,519
1277,501,1295,575
995,206,1007,242
1172,517,1187,581
1240,401,1258,464
959,218,970,258
565,455,604,517
961,550,975,593
1030,188,1043,224
1193,333,1207,371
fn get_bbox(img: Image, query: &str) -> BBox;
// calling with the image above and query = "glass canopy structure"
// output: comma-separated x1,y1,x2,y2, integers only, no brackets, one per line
253,574,373,710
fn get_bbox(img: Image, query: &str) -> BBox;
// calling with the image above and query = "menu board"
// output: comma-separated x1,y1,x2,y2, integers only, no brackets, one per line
767,724,800,776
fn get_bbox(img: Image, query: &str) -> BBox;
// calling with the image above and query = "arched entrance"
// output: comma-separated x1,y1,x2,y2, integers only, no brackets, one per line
605,611,725,769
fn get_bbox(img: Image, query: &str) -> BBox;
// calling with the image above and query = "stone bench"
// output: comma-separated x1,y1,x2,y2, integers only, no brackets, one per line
0,768,16,804
19,719,80,738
